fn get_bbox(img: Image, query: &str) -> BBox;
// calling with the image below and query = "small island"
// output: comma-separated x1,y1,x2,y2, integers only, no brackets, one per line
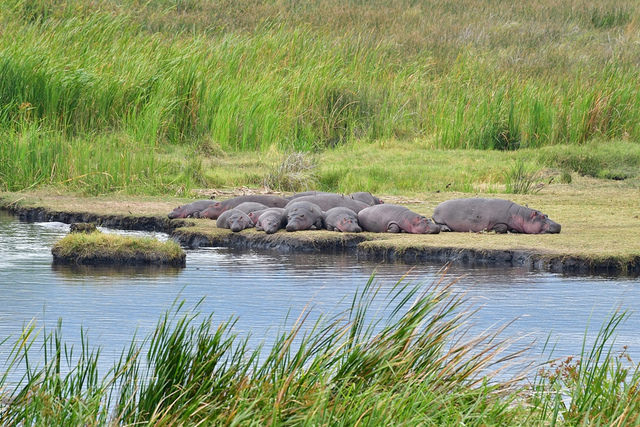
51,231,186,267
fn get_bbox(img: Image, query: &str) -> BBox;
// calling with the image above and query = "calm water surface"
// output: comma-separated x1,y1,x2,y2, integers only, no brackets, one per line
1,211,639,375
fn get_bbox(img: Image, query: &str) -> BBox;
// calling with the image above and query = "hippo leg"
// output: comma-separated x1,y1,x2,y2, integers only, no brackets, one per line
387,223,401,233
492,223,508,233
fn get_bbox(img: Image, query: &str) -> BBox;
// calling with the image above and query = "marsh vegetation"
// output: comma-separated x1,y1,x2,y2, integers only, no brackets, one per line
0,0,638,194
0,278,638,425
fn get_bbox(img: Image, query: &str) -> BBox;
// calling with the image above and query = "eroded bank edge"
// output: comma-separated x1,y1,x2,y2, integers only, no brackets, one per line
2,203,638,276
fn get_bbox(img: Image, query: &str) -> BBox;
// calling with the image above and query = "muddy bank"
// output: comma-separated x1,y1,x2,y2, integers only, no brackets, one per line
2,202,638,276
355,244,640,276
3,203,191,232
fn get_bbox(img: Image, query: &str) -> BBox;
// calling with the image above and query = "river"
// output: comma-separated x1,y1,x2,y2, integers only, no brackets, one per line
1,210,639,378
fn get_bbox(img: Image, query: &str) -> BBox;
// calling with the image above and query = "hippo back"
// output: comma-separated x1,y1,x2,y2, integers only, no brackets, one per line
349,192,383,206
168,200,216,219
287,194,368,213
234,202,269,214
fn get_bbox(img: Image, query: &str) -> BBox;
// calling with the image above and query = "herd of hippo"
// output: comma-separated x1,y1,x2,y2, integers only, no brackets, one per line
168,191,561,235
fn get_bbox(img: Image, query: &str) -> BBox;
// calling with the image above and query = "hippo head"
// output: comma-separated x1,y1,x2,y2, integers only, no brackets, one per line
227,211,254,232
259,215,283,234
336,217,362,233
198,202,227,220
168,206,185,219
286,208,313,232
406,216,441,234
522,210,561,234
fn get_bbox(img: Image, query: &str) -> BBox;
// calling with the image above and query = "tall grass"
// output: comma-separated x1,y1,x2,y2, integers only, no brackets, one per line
0,0,639,193
0,125,179,194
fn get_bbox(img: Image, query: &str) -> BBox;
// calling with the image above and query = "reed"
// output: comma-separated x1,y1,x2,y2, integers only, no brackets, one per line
0,274,637,424
0,275,527,424
0,0,639,193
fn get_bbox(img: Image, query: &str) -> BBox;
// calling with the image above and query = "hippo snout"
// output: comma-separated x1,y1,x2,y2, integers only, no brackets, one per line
546,220,561,234
286,223,298,232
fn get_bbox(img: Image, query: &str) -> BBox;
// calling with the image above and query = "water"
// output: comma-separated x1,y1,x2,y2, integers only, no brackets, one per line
1,210,639,379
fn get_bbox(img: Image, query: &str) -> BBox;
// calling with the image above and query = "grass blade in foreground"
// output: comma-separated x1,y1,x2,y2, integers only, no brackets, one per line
0,273,636,425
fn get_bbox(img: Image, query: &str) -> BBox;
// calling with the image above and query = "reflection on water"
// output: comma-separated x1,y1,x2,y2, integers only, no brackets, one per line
51,264,183,279
0,210,639,377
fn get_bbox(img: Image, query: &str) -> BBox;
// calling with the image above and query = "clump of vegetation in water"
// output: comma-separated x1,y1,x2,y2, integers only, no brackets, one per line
51,231,185,267
0,276,637,424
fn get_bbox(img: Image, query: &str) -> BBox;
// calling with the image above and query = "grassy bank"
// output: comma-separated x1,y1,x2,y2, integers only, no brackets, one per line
2,173,639,271
0,278,637,424
0,0,639,194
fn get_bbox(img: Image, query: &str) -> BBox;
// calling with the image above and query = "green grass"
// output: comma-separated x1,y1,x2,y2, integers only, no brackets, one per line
51,231,186,266
0,276,637,424
0,0,639,194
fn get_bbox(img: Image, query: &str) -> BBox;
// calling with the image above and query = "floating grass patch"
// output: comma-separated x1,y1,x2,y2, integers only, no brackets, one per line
51,231,185,267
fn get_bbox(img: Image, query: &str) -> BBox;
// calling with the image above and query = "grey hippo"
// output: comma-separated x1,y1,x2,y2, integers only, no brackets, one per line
232,202,269,214
358,204,440,234
254,208,287,234
432,198,561,234
284,201,324,232
287,191,383,206
323,207,362,233
197,195,288,220
216,209,255,232
286,194,368,213
349,192,384,206
168,200,216,219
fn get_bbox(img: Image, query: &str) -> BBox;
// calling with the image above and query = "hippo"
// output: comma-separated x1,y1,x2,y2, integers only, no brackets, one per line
286,194,369,213
358,204,440,234
323,207,362,233
168,200,216,219
198,195,288,219
255,208,287,234
216,209,254,232
248,208,268,225
284,201,324,232
349,192,384,206
233,202,269,214
286,191,338,201
432,198,561,234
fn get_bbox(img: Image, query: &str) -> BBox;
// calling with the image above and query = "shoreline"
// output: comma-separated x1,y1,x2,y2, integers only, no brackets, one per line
2,200,637,277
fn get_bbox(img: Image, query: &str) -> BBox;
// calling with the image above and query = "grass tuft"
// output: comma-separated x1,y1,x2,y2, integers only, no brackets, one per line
504,160,543,194
263,152,318,192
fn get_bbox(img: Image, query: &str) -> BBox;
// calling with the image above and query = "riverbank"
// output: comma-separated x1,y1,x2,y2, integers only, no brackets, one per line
1,185,638,276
